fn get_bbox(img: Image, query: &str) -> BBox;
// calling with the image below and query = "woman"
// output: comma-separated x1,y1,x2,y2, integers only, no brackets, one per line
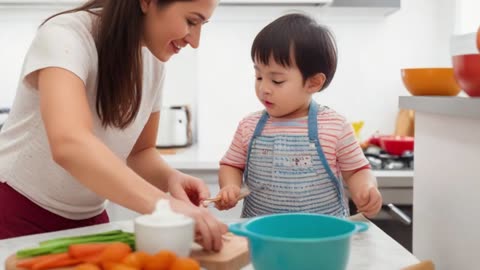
0,0,227,251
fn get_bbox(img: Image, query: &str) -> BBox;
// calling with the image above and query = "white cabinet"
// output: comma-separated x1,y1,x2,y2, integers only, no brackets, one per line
400,96,480,270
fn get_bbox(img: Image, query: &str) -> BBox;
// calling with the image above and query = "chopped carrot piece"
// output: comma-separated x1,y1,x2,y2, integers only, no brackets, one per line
16,253,67,269
88,242,132,264
121,251,152,268
31,253,81,270
144,250,177,270
69,243,111,259
73,263,102,270
170,257,201,270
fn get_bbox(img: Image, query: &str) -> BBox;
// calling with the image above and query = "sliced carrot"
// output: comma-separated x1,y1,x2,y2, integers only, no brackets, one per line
101,261,117,270
16,253,68,269
111,263,138,270
102,262,138,270
75,252,104,265
77,242,131,265
144,250,177,270
121,251,152,268
92,242,132,264
170,257,201,270
31,253,81,270
73,263,102,270
69,243,111,259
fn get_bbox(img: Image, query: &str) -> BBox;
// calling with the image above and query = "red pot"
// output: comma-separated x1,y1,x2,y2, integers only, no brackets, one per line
379,136,414,156
368,135,391,147
452,54,480,97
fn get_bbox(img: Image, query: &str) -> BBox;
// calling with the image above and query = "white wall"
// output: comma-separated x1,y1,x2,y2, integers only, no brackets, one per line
454,0,480,35
0,9,49,108
196,0,457,153
0,0,459,151
0,6,200,132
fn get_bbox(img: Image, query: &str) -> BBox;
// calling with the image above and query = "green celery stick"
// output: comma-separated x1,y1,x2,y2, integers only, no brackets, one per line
16,231,134,258
39,230,125,245
39,233,133,248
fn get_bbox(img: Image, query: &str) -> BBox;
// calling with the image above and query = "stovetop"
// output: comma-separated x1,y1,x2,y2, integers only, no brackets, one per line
364,146,414,171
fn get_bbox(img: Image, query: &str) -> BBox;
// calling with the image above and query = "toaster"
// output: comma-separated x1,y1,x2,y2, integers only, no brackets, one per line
156,105,192,148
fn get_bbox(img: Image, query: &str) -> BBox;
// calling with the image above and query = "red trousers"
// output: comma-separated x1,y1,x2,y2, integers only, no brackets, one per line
0,182,109,239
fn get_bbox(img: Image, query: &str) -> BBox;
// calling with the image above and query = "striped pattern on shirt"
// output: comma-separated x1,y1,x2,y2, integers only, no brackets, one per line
220,106,369,176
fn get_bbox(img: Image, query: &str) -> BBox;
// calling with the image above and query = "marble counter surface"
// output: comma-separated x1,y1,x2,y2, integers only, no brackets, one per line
1,215,418,270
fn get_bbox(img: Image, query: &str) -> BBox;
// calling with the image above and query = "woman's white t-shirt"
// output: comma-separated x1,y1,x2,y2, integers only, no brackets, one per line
0,11,165,219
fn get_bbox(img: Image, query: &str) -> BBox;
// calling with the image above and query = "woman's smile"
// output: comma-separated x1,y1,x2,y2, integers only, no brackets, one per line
171,41,182,54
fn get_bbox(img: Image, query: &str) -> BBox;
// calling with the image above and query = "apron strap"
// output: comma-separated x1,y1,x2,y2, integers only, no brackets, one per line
244,111,269,183
307,100,348,216
253,111,269,137
308,100,319,142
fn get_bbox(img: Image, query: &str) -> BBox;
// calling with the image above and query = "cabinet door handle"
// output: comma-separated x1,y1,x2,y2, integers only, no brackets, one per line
387,203,412,225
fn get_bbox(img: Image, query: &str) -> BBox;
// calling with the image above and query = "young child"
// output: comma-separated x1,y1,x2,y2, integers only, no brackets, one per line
215,13,382,218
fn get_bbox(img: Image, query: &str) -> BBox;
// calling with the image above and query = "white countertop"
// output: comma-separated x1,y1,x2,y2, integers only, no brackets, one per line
399,96,480,119
1,215,419,270
160,144,224,170
161,144,414,177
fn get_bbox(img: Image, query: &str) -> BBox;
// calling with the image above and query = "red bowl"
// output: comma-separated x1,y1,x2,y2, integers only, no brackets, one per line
379,136,414,156
452,54,480,97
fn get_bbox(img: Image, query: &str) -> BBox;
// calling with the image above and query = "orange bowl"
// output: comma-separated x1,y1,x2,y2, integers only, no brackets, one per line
401,68,461,96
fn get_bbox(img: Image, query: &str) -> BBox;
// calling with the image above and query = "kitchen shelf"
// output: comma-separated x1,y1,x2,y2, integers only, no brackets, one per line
0,0,400,16
220,0,333,6
399,96,480,119
0,0,81,7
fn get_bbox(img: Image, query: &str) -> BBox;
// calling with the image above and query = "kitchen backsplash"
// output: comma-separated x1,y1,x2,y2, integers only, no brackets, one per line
0,0,458,151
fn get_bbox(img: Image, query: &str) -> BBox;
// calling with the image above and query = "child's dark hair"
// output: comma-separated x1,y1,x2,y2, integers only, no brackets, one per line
251,13,337,91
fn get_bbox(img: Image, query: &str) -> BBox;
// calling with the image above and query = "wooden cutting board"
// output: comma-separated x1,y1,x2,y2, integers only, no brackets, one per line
5,235,250,270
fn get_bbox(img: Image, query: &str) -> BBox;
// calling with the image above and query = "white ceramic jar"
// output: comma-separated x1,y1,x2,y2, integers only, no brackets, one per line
134,200,194,256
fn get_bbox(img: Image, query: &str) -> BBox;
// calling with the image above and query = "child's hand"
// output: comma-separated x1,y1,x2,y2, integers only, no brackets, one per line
215,185,241,210
352,186,382,218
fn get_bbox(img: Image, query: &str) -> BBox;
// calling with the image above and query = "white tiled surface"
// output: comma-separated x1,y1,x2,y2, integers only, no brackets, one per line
1,215,419,270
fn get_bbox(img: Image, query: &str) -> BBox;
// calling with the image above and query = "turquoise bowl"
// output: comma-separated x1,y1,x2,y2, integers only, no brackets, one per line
229,213,368,270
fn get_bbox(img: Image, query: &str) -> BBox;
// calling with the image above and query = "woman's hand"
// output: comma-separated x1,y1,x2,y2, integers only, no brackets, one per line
169,197,228,252
215,185,241,210
168,171,210,206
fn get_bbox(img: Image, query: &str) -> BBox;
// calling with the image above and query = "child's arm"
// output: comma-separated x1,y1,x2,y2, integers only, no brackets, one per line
216,165,244,210
342,169,382,218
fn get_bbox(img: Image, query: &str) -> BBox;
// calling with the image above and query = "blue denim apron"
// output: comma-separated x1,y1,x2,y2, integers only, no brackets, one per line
241,101,348,218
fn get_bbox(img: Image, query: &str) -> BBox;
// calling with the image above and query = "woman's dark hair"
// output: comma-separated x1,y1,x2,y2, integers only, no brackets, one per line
251,13,337,91
43,0,186,128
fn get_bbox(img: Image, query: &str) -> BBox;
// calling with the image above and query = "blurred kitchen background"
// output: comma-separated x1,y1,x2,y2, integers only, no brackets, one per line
1,0,478,145
1,0,480,266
